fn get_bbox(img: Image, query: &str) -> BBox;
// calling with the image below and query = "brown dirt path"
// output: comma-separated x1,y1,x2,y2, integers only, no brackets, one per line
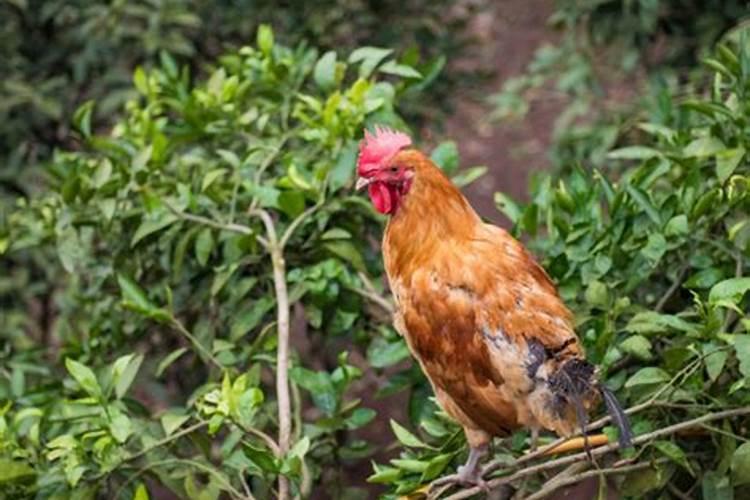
441,0,562,224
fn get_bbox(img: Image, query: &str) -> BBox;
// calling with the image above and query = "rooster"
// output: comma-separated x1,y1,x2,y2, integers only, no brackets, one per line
355,127,632,485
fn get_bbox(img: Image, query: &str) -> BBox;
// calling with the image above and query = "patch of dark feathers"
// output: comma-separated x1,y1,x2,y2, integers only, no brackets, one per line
550,359,595,459
548,359,634,453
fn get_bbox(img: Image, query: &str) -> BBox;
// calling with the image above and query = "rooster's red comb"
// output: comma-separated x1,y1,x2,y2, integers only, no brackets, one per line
357,126,412,175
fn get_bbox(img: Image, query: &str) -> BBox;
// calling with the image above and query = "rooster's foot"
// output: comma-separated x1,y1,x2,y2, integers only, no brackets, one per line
455,444,490,491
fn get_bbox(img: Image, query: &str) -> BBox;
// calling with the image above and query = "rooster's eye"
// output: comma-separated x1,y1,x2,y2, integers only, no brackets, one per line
389,166,399,172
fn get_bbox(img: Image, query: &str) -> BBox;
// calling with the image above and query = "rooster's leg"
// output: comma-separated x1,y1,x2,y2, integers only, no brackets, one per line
456,444,488,484
456,428,491,487
530,427,540,452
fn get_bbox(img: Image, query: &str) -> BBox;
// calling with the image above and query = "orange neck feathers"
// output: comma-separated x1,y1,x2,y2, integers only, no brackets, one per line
383,150,481,274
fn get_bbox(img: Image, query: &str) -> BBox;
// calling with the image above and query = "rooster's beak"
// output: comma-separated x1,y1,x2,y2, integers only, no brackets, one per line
355,177,372,191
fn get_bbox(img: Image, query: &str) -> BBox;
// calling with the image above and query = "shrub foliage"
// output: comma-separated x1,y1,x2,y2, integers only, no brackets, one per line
2,13,750,500
375,29,750,498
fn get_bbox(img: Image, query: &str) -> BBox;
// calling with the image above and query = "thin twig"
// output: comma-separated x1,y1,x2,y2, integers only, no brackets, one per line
667,482,694,500
164,199,269,248
239,468,257,500
523,459,669,500
114,458,248,500
655,264,688,312
347,285,394,314
121,421,208,466
279,199,323,249
440,406,750,499
243,426,282,457
249,137,290,212
356,271,394,313
171,317,223,369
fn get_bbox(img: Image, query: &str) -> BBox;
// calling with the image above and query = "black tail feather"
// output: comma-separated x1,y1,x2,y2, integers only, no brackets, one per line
598,384,633,449
550,359,633,452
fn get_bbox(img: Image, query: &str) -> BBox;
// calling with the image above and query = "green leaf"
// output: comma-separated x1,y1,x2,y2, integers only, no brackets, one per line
420,453,454,482
641,233,667,263
73,100,95,139
161,412,191,436
702,471,733,500
585,280,609,307
732,442,750,486
378,61,422,78
653,440,694,475
289,436,310,459
709,277,750,304
324,241,366,272
110,410,133,444
625,184,661,225
278,190,306,218
368,464,401,484
349,47,392,78
734,335,750,379
195,228,214,267
0,459,35,484
494,192,522,223
367,337,409,368
346,408,377,429
664,215,688,236
625,312,698,335
65,358,102,398
230,298,273,340
112,353,143,399
117,274,156,312
452,166,487,188
290,367,336,415
620,335,653,361
133,67,149,95
390,419,428,448
391,458,428,473
133,484,150,500
716,147,745,183
57,227,84,273
607,146,661,160
256,24,274,55
430,141,459,174
625,367,670,388
704,347,728,382
685,268,724,289
131,213,178,247
314,51,338,90
201,168,227,192
156,347,188,377
683,136,725,157
620,464,669,496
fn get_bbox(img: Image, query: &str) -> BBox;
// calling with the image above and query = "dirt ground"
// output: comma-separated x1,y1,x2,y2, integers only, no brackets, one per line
441,0,561,224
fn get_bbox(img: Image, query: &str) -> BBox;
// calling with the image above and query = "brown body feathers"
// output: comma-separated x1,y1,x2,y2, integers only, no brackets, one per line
382,150,601,448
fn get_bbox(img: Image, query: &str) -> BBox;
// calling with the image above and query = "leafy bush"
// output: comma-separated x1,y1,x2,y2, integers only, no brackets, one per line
489,0,749,170
0,26,439,498
1,0,477,201
372,29,750,499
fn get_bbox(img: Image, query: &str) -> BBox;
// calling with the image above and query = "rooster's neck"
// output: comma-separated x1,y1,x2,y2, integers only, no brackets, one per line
383,158,480,278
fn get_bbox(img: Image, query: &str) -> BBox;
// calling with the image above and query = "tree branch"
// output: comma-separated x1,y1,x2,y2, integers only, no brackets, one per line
170,317,223,369
523,459,669,500
250,208,291,500
280,200,323,249
438,406,750,499
164,199,269,248
356,271,394,313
